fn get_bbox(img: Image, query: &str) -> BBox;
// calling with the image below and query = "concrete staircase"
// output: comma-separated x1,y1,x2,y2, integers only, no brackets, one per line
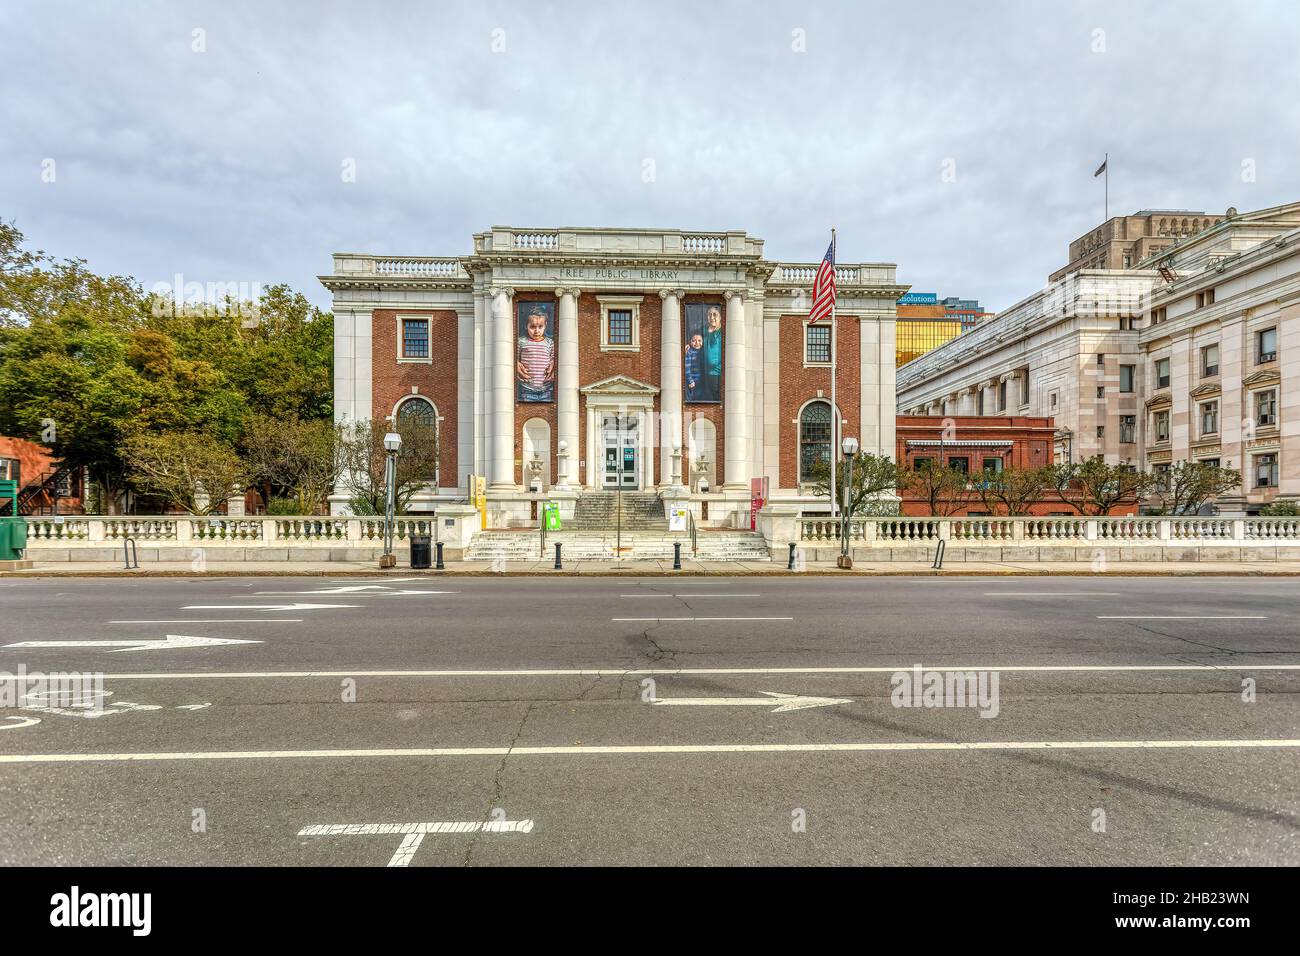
569,492,665,531
465,529,771,562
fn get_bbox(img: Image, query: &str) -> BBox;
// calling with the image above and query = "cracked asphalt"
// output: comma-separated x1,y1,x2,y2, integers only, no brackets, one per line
0,574,1297,865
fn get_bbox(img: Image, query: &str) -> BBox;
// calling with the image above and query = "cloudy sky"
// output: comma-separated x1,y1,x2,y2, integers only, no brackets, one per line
4,0,1298,312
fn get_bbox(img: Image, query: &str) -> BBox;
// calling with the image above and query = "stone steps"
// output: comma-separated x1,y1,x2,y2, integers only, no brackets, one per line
465,529,771,562
568,491,666,531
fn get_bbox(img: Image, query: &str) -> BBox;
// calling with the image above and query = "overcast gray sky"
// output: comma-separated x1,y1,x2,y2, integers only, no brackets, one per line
4,0,1298,312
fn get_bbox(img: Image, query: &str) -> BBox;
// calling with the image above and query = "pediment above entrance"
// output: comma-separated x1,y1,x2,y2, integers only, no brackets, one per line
580,375,660,398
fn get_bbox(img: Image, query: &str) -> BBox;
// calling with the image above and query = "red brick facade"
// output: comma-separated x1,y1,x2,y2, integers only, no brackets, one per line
778,314,861,488
371,308,460,485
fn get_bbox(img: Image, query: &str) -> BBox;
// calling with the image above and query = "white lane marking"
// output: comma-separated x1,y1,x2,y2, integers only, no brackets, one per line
1098,616,1269,620
0,716,41,731
256,588,459,596
984,592,1122,596
182,603,361,612
71,663,1300,680
109,620,303,624
4,739,1297,764
619,594,762,598
653,691,851,713
298,819,535,867
4,634,262,653
612,617,793,622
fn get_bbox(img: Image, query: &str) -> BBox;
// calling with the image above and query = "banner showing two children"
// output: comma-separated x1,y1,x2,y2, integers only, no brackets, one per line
683,302,723,404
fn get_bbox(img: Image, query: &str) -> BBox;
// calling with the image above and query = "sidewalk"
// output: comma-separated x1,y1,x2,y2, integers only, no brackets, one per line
5,559,1300,576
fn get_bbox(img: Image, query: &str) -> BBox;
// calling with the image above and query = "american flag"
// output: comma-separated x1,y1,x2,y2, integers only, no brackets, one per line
808,238,836,324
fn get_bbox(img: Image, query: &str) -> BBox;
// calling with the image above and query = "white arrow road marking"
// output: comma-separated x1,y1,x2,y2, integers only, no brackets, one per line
653,690,852,713
3,739,1298,765
182,603,361,612
0,716,40,731
4,635,262,653
298,819,535,867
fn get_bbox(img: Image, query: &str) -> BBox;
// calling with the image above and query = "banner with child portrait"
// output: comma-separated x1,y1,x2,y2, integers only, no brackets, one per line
683,302,723,404
516,301,556,402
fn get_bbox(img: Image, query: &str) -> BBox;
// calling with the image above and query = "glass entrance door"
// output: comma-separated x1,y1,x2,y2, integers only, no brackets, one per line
602,414,639,489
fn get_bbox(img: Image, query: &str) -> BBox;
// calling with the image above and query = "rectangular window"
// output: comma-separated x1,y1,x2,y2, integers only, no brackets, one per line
0,458,18,483
1050,392,1058,409
1152,306,1167,324
1154,410,1170,441
1258,327,1277,363
1120,415,1136,443
1199,458,1220,469
1196,288,1216,308
401,318,429,359
1097,385,1105,399
982,457,1003,473
1020,374,1029,406
1155,357,1171,389
607,309,633,346
1201,343,1219,377
1200,401,1219,436
1256,390,1278,426
1255,454,1279,488
948,457,969,474
1096,353,1105,365
912,457,933,470
805,324,831,364
1120,365,1134,392
997,381,1007,410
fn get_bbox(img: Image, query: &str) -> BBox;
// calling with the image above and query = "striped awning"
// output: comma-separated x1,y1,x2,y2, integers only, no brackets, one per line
906,439,1013,447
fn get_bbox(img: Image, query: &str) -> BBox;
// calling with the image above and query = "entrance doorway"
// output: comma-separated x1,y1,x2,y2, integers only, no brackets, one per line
602,414,640,490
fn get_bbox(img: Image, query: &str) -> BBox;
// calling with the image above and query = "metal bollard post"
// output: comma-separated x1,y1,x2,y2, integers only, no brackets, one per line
435,541,445,570
673,542,681,570
787,542,796,570
554,542,562,570
932,539,946,570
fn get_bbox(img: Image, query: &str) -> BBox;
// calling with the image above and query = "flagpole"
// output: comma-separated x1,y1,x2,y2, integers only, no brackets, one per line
1104,152,1109,221
829,227,838,520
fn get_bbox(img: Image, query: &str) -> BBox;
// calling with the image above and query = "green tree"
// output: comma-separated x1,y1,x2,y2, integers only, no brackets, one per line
1050,456,1156,515
900,461,974,516
1148,460,1242,515
975,465,1055,515
336,418,439,515
243,415,341,515
122,431,247,515
806,452,899,519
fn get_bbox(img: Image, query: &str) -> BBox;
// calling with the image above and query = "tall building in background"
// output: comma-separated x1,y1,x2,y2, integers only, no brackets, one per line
1048,209,1229,282
895,292,992,365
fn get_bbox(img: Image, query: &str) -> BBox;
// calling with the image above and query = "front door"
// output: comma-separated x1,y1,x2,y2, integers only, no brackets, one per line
602,414,640,489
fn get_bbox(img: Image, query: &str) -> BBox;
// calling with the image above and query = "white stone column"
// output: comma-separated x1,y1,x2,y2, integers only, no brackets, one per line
473,290,487,479
658,289,683,487
724,290,748,488
555,287,581,487
489,286,516,489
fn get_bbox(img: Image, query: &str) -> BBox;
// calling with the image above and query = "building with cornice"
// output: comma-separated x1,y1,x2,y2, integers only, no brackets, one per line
897,202,1300,514
322,226,905,526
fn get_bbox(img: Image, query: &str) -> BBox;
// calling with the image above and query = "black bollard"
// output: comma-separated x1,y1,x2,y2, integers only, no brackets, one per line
435,541,445,570
787,542,796,570
554,541,563,569
673,542,682,570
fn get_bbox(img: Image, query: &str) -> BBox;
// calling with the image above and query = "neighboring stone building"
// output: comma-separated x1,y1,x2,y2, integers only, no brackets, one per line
1049,209,1230,282
897,202,1300,514
0,436,84,515
322,226,905,526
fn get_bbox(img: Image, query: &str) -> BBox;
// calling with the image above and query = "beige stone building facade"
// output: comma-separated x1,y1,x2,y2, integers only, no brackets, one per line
1049,209,1229,282
897,202,1300,513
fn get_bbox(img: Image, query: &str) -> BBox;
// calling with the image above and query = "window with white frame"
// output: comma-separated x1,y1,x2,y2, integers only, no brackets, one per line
0,458,18,483
598,296,641,350
1257,327,1277,363
1120,365,1134,392
1200,400,1219,436
1154,409,1170,441
1256,389,1278,427
1255,453,1278,488
804,324,831,365
1201,343,1219,377
1154,356,1171,389
399,316,430,360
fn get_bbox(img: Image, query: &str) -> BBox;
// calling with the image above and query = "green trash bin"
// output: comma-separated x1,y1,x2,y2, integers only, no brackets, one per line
0,479,24,560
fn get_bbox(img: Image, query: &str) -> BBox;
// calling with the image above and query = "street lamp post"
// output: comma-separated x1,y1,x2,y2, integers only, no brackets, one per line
380,431,401,569
838,436,859,569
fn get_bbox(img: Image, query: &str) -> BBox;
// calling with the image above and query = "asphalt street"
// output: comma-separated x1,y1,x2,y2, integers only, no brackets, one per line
0,575,1296,865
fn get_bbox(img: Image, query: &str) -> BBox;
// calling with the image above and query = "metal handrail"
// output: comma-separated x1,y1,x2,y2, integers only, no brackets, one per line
688,510,698,555
539,501,547,558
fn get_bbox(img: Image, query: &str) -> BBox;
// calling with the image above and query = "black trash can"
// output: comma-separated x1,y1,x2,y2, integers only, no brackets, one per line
409,535,432,569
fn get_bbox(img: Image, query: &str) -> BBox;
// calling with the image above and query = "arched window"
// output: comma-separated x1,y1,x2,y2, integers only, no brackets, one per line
396,397,436,429
395,397,438,481
799,400,832,482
